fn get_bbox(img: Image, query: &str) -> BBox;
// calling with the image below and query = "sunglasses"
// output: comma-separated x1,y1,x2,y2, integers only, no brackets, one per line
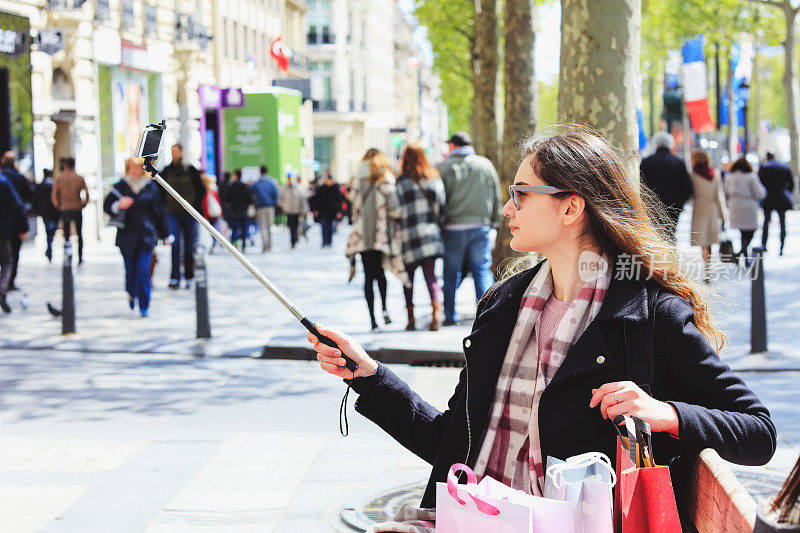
508,184,568,209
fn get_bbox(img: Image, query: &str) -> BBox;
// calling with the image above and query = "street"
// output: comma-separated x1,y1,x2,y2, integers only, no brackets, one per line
1,211,800,531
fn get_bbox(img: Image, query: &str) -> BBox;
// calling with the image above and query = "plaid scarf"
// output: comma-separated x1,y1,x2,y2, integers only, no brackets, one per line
369,256,611,532
474,256,610,495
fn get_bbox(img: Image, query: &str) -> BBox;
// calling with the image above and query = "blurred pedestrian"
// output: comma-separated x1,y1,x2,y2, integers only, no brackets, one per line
724,156,767,264
200,173,224,253
689,150,727,284
250,165,279,252
51,157,88,265
2,152,34,290
103,158,168,317
346,149,404,332
758,152,794,255
0,170,28,312
437,131,502,326
640,132,694,241
396,144,446,331
160,144,204,289
35,168,59,262
278,174,308,248
223,169,254,252
310,173,343,247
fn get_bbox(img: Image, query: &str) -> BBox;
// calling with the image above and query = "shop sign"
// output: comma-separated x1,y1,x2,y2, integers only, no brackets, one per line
199,84,222,109
0,28,28,57
120,39,147,71
221,88,244,108
35,29,64,55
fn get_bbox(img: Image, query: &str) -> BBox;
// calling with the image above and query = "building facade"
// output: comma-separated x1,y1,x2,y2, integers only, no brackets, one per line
0,0,214,238
307,0,447,182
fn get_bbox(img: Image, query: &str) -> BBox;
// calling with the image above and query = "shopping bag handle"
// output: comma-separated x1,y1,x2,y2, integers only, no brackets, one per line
546,452,616,490
447,464,501,516
612,415,654,467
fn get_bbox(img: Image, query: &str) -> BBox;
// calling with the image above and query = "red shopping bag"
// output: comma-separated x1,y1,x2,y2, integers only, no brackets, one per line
613,416,681,533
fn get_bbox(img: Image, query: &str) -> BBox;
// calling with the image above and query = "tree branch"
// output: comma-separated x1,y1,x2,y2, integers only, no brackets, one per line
742,0,782,8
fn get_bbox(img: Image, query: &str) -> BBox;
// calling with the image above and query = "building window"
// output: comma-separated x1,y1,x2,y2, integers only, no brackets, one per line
308,0,332,44
314,137,334,173
233,21,240,61
95,0,110,21
122,0,134,29
310,60,333,110
145,4,157,34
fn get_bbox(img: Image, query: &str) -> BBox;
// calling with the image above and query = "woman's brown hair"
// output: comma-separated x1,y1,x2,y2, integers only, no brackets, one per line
503,129,726,351
769,454,800,523
362,148,381,162
401,144,440,182
369,150,393,184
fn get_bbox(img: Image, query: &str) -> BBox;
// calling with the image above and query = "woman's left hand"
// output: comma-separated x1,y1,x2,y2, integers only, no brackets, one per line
589,381,680,436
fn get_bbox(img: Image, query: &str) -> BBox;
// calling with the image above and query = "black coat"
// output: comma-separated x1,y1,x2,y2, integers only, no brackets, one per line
1,167,34,213
350,261,776,508
35,177,59,219
103,180,168,253
640,148,694,220
223,181,254,218
0,175,27,239
310,183,343,219
758,159,794,212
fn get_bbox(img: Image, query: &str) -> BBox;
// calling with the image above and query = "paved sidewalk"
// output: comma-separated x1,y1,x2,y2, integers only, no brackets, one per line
3,208,800,370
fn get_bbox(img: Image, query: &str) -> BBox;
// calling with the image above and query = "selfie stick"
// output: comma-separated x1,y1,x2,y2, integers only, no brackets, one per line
140,131,357,372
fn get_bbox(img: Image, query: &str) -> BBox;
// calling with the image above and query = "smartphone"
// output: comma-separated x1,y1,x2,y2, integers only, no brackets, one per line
136,121,166,159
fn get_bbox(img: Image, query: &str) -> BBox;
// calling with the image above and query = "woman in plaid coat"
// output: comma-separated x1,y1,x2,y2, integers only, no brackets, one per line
395,145,446,330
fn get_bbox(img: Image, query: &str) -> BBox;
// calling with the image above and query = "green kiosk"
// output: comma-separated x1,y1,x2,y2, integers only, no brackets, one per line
223,88,302,184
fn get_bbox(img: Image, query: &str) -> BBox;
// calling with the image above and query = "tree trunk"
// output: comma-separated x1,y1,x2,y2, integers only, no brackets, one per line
782,1,800,201
492,0,536,276
471,0,500,169
558,0,641,175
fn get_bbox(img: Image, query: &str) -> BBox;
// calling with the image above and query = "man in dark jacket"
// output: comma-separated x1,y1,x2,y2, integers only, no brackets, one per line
35,168,59,261
640,132,693,242
1,151,34,290
160,144,204,289
223,169,254,252
0,173,28,312
758,152,794,254
310,174,343,247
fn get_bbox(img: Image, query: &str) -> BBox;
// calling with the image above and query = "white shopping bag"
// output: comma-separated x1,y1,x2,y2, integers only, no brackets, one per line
544,452,616,533
435,463,573,533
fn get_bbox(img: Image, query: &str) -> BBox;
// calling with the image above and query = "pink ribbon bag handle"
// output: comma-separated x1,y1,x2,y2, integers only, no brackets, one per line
446,463,501,516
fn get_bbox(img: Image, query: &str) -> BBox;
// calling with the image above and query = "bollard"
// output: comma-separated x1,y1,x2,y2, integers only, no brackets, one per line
194,243,211,339
62,241,76,334
750,247,767,353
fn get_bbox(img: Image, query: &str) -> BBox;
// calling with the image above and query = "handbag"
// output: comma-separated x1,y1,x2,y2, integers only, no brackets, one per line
613,416,681,533
107,187,128,230
436,463,574,533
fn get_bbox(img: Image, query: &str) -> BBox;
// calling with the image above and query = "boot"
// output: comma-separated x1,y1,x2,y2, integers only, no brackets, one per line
429,301,443,331
405,306,415,331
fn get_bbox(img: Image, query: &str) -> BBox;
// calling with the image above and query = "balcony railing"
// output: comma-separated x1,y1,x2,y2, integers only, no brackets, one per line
307,31,335,45
312,99,336,111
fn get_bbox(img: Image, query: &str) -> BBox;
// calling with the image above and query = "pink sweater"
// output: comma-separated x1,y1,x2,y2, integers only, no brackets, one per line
537,293,572,380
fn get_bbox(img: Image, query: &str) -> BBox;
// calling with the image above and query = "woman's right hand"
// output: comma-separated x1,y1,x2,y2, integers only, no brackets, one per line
308,324,378,379
118,196,134,209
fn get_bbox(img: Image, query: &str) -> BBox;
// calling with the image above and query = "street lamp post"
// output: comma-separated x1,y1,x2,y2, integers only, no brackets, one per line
740,81,750,155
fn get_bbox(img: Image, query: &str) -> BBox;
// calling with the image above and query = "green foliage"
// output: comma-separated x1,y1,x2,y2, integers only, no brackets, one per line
537,80,559,128
756,52,787,128
414,0,474,133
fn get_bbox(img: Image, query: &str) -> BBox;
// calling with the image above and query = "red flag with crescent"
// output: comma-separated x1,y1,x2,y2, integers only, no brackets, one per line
270,36,290,72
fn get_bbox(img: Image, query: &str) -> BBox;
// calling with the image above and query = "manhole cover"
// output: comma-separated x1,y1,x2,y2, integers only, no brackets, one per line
329,480,426,532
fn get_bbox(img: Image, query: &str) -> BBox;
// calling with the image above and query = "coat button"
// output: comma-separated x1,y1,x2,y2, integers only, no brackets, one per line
464,339,472,348
596,355,606,364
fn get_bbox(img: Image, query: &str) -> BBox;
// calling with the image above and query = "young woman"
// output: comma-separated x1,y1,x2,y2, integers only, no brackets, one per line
689,150,727,284
396,144,446,331
103,158,168,317
724,157,767,263
310,132,776,529
346,149,404,332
